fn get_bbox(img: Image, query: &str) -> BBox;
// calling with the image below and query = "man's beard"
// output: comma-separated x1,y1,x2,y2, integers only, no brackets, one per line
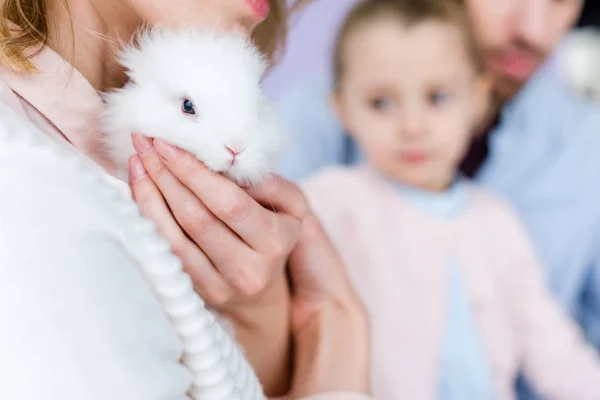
490,72,528,100
483,39,547,101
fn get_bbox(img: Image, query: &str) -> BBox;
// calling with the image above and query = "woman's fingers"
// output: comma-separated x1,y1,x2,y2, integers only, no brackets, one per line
133,136,275,296
128,154,186,248
152,138,301,255
128,151,234,304
170,237,235,305
243,173,308,219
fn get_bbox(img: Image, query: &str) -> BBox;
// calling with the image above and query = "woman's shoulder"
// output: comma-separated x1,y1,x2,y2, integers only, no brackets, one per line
0,97,148,300
0,97,151,309
0,101,193,398
0,101,126,230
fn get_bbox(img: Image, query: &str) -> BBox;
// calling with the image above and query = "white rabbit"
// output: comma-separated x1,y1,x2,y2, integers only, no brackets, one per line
100,28,273,400
101,27,283,185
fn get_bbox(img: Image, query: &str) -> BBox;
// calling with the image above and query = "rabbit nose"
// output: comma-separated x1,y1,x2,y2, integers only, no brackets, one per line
225,143,245,166
225,139,246,155
225,145,245,156
225,146,240,156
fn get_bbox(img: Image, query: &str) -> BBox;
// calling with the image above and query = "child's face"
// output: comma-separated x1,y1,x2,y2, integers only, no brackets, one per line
333,18,488,191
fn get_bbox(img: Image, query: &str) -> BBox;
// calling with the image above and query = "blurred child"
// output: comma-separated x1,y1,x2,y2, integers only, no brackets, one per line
301,0,600,399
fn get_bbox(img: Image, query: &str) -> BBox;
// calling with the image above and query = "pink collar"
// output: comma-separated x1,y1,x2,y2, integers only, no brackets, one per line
0,45,115,172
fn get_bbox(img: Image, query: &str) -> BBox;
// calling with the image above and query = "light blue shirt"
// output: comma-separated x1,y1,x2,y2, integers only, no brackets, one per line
393,180,496,400
439,260,496,400
275,37,600,399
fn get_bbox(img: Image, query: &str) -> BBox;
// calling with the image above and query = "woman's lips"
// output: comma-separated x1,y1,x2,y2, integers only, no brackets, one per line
246,0,270,20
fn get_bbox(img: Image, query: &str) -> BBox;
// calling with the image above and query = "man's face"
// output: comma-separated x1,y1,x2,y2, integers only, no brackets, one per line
465,0,584,99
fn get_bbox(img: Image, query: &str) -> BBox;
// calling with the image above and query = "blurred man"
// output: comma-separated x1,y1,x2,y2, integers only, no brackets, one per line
469,0,580,98
273,1,600,399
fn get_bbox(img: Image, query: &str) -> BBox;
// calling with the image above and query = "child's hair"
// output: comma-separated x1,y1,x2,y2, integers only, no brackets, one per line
332,0,482,89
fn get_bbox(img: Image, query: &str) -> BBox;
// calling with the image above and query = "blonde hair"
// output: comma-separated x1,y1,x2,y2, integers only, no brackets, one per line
0,0,309,73
332,0,481,88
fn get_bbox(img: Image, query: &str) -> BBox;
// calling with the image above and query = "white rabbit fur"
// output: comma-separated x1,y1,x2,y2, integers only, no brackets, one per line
101,27,283,185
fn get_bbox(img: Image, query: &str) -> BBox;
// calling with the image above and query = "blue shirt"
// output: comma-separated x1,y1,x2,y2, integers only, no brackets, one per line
275,37,600,399
393,180,496,400
439,260,496,400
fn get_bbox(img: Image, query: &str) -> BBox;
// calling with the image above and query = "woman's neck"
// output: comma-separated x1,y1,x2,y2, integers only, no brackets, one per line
47,0,142,92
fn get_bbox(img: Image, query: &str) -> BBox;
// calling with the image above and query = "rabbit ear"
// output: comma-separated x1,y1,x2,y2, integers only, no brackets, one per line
191,29,269,81
117,31,149,83
118,27,166,85
237,36,269,80
118,45,142,75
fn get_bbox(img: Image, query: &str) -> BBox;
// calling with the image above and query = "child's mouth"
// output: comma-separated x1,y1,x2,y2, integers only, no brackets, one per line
401,151,429,164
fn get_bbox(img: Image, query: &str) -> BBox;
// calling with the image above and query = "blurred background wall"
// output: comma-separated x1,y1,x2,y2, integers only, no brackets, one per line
263,0,356,101
264,0,600,101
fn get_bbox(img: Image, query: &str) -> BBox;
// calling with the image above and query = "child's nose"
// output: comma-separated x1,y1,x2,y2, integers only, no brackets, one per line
401,111,426,139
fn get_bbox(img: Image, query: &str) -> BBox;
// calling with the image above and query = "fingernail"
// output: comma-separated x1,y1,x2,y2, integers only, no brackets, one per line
154,138,177,160
239,178,251,190
129,155,147,180
132,133,151,154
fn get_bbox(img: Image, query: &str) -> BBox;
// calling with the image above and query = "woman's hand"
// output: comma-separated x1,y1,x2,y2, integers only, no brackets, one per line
127,134,305,394
128,134,304,304
284,212,371,398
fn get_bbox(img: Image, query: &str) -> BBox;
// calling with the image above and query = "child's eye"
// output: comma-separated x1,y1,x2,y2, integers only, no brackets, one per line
370,97,394,111
181,98,196,115
429,91,451,106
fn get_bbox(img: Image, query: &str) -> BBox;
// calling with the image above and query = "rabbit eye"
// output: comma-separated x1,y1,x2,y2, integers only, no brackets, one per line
181,98,195,115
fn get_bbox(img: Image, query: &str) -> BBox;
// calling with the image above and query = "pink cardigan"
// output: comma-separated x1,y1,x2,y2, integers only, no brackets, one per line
303,165,600,400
